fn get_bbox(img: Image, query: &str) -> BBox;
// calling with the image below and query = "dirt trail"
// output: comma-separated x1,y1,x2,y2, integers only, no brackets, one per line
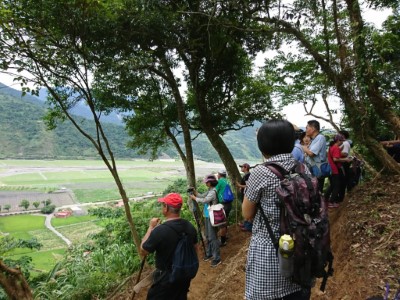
114,175,400,300
123,225,250,300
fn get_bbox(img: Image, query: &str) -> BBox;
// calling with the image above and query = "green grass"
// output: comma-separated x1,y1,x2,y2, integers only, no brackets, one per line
1,214,102,273
52,215,97,227
0,160,180,202
8,248,66,274
0,159,190,274
29,228,68,251
0,215,46,233
56,222,102,244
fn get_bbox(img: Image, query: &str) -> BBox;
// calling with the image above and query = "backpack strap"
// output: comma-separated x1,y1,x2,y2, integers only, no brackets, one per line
263,161,288,180
162,222,186,237
320,251,334,291
208,190,218,207
260,161,300,244
258,162,291,252
257,200,279,252
160,222,183,271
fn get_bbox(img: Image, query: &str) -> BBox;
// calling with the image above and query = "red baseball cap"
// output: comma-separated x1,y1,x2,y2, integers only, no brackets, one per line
158,193,183,208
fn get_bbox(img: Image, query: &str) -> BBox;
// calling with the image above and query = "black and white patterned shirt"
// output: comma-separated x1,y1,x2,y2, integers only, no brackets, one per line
244,153,302,299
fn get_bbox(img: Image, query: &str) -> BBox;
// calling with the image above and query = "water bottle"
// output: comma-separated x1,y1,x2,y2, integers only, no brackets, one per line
278,234,294,278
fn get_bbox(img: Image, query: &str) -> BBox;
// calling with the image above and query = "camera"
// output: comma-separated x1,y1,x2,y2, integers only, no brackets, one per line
187,187,194,195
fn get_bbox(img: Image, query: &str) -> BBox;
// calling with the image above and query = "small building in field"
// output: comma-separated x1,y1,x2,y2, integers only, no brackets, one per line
54,210,72,218
115,201,124,208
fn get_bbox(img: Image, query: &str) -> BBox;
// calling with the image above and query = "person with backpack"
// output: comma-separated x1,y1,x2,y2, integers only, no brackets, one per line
215,169,234,246
324,134,353,208
140,193,199,300
242,120,311,300
189,174,221,267
303,120,328,192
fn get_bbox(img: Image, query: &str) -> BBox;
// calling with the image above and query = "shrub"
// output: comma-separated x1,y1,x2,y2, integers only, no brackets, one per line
41,205,56,214
19,199,30,210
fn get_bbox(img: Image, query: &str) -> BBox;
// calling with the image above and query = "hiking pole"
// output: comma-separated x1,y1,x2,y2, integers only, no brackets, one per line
187,194,206,254
130,256,146,300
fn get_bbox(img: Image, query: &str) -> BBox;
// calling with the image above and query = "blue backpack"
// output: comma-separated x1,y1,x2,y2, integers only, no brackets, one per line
222,184,234,203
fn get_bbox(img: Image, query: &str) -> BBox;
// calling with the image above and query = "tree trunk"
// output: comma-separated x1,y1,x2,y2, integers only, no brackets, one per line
204,128,241,184
195,106,242,185
271,19,400,174
345,0,400,137
159,56,197,187
0,260,33,300
112,171,141,250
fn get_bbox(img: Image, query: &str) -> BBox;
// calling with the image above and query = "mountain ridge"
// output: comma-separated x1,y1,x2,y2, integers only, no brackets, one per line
0,83,261,161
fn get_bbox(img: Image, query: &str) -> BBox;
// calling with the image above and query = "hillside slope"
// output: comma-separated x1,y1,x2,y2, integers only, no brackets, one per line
113,175,400,300
0,83,262,161
0,93,137,159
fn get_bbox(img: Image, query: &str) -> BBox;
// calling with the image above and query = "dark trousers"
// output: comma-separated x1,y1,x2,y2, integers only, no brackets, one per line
324,169,346,203
318,176,326,193
276,288,311,300
147,269,191,300
342,162,354,192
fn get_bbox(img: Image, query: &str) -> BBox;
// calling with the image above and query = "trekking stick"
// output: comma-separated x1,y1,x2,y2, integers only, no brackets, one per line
130,257,146,300
187,197,206,254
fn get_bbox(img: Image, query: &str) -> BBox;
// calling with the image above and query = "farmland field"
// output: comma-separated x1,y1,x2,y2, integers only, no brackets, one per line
0,214,102,273
0,159,224,209
0,159,225,274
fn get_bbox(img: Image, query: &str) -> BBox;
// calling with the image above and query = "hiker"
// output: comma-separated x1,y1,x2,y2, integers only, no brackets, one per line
215,169,232,246
236,163,252,232
324,134,353,208
140,193,198,300
303,120,327,192
189,174,221,267
339,130,356,192
242,120,311,300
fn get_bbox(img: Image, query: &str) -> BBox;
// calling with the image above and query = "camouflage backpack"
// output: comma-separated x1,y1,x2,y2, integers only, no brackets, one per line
259,161,334,291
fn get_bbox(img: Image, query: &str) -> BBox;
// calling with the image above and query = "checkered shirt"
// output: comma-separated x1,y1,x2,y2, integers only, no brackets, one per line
244,154,302,300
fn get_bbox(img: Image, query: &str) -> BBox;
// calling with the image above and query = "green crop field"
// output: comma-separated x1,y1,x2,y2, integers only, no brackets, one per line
0,215,46,232
56,222,103,244
0,214,104,273
0,158,225,204
51,215,97,227
8,249,66,274
0,159,222,276
0,159,189,202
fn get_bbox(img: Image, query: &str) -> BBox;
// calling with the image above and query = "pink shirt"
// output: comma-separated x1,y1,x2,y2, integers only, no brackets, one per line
328,144,342,175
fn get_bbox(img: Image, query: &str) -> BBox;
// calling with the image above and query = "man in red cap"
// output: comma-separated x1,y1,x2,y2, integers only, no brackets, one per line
141,193,198,299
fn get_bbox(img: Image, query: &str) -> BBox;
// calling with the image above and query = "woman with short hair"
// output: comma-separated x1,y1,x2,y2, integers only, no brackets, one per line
242,119,310,300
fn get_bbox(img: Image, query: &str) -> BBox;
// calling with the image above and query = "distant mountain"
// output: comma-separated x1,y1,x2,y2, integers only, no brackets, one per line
0,86,136,159
35,87,125,125
0,82,261,161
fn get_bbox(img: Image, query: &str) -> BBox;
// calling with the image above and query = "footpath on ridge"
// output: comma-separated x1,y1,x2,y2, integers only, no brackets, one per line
110,174,400,300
